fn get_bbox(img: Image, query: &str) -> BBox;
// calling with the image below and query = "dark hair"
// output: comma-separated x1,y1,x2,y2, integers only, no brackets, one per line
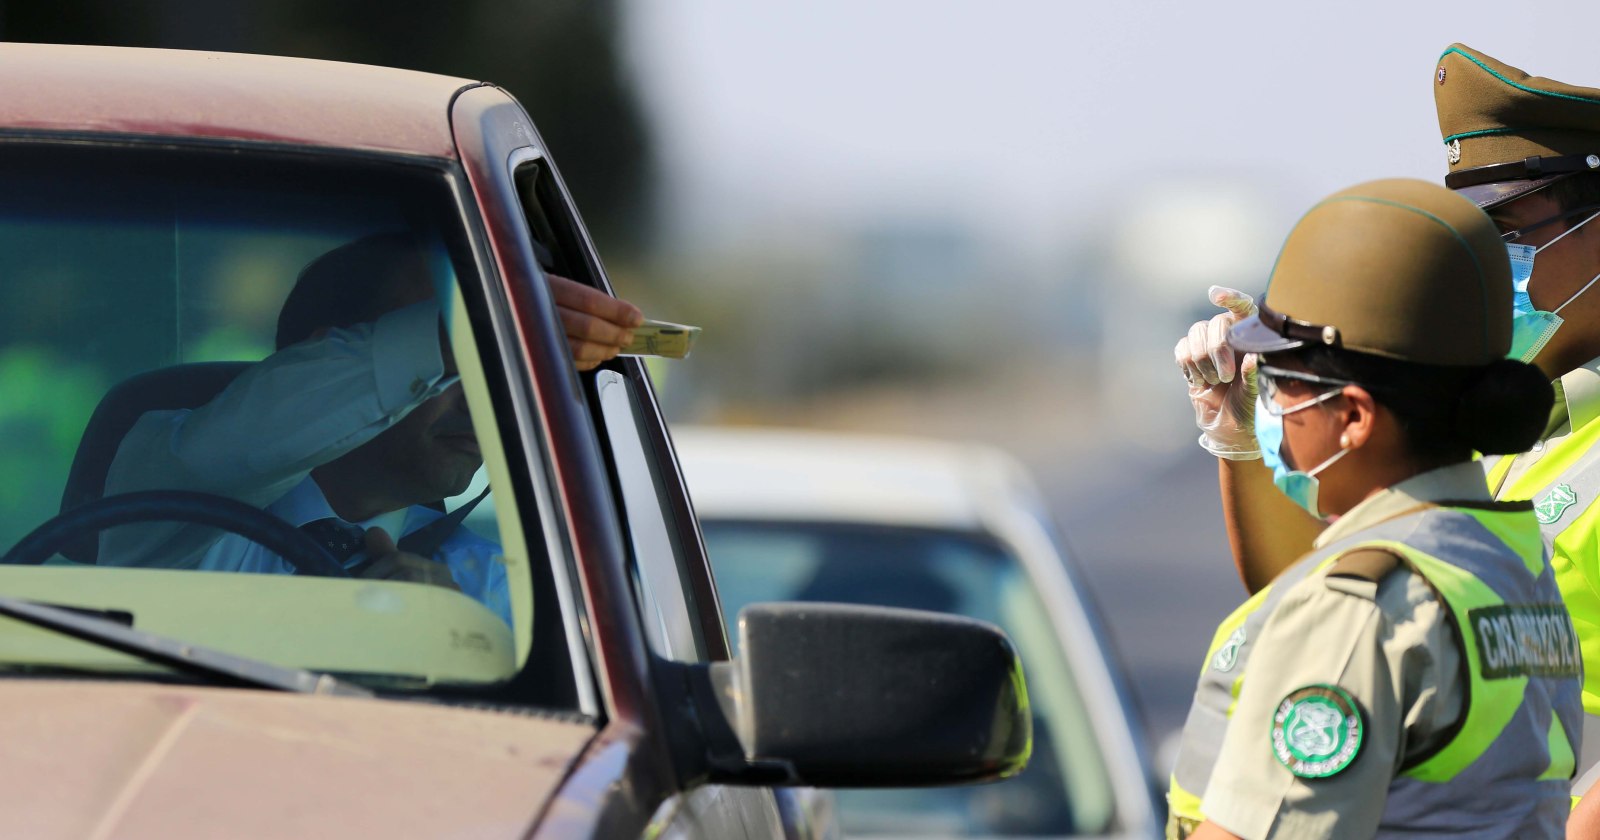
1281,345,1552,461
1542,170,1600,215
275,232,433,350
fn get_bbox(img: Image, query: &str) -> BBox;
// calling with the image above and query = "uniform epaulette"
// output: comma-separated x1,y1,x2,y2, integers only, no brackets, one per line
1327,548,1404,583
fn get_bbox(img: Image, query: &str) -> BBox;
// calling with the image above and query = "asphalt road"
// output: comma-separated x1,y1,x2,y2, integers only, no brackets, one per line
1034,446,1250,766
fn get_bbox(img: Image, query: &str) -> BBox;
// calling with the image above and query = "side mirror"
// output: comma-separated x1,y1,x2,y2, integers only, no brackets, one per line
682,602,1031,788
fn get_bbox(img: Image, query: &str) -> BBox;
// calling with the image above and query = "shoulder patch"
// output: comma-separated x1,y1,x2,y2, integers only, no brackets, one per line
1327,548,1402,584
1271,684,1363,778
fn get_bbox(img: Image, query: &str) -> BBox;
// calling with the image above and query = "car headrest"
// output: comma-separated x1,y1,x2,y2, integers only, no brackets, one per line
59,362,250,563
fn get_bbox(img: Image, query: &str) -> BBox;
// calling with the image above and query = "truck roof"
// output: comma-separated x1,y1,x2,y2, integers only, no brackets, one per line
0,43,478,158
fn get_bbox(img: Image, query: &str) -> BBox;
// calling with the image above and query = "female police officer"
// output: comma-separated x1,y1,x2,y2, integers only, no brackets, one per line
1170,178,1581,839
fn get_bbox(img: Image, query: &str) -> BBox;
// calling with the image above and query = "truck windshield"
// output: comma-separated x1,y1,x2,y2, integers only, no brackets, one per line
0,142,530,693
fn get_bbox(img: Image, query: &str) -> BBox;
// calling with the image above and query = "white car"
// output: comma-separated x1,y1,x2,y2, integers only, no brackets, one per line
677,427,1161,839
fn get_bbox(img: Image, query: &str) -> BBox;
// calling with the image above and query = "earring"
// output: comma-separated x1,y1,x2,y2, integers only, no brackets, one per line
1339,433,1351,449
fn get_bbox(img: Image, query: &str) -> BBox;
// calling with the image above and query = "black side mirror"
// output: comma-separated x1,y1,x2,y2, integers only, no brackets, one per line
680,602,1031,788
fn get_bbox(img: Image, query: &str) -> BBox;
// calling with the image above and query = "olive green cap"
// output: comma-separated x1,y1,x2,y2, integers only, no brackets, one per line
1435,44,1600,208
1230,178,1510,366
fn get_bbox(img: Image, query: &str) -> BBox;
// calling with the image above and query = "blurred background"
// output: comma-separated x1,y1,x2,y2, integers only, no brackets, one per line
4,0,1598,769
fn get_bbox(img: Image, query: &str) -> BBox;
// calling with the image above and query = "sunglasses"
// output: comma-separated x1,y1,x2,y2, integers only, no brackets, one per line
1256,365,1353,417
1498,202,1600,244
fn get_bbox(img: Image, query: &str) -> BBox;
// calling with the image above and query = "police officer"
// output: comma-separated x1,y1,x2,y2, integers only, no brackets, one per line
1171,178,1579,839
1435,48,1600,821
1178,44,1600,821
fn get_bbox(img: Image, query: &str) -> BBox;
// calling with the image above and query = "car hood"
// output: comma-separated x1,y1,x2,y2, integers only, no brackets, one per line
0,680,595,839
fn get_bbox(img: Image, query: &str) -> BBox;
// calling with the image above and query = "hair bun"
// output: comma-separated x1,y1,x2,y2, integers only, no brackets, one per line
1454,358,1553,455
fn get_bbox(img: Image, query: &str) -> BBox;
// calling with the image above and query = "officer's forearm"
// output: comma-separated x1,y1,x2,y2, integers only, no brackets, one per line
1219,457,1323,593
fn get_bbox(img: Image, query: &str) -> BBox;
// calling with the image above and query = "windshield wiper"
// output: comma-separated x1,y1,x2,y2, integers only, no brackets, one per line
0,594,370,696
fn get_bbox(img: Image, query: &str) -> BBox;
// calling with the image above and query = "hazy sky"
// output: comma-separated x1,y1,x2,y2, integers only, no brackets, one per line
624,1,1600,256
620,6,1600,733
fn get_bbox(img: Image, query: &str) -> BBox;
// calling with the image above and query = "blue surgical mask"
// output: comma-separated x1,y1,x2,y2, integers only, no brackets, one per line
1507,209,1600,363
1254,391,1351,520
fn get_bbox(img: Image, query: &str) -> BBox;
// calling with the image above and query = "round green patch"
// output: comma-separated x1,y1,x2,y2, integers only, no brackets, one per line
1270,684,1362,778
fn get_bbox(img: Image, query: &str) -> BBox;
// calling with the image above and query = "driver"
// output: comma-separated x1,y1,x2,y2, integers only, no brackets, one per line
97,232,643,625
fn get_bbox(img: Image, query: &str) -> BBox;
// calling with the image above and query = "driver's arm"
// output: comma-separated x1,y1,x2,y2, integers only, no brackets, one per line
101,300,452,567
109,275,642,507
100,275,641,570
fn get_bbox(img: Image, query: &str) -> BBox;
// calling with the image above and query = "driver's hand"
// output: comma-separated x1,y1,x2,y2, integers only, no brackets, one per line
547,274,644,371
358,528,461,591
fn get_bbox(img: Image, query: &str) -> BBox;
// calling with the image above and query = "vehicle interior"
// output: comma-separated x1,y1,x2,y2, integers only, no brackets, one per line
0,140,587,712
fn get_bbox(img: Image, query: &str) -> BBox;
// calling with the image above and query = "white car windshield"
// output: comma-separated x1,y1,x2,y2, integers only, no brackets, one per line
704,520,1119,837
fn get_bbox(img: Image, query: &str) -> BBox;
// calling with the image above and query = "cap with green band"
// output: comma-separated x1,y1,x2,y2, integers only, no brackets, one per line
1229,178,1510,367
1435,44,1600,209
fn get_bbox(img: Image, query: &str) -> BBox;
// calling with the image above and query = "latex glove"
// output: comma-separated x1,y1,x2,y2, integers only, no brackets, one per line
1174,285,1261,460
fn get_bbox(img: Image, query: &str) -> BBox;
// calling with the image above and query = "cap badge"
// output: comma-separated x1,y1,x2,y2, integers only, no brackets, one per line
1271,684,1363,778
1447,139,1462,165
1437,66,1447,85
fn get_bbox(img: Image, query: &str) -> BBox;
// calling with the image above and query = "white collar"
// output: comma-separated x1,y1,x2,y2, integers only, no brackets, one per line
1558,354,1600,433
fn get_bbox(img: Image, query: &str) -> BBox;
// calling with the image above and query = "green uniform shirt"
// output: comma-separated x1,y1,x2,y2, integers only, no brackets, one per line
1200,463,1483,839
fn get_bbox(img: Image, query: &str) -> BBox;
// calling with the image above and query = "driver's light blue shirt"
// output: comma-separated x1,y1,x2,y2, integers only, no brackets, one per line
200,477,511,626
100,300,509,625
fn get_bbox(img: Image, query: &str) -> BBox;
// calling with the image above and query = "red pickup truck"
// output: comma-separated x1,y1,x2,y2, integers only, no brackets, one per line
0,44,1028,839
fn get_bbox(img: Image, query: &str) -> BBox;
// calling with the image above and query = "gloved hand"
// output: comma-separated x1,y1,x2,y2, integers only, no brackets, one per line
1174,285,1261,460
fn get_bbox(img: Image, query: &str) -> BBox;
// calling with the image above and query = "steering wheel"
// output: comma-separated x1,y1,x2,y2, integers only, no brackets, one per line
0,490,350,577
